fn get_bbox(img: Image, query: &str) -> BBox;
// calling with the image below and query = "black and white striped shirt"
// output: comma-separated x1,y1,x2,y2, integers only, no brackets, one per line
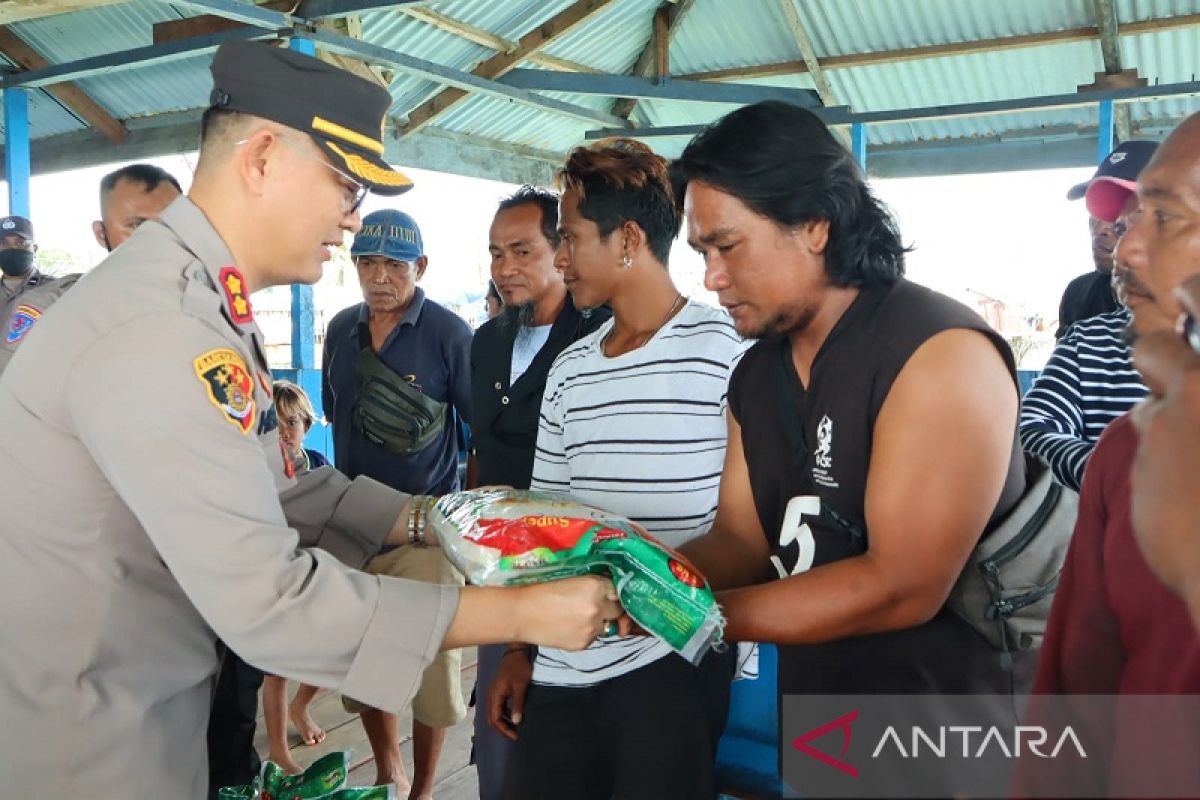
529,300,747,687
1019,307,1147,491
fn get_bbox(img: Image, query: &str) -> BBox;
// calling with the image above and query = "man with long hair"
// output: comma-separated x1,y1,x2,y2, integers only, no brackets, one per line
675,101,1026,702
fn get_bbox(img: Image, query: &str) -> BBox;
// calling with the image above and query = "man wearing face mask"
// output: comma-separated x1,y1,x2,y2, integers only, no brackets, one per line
0,215,81,375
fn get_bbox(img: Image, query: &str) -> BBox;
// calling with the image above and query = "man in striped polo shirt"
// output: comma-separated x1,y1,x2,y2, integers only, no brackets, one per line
1020,141,1157,491
497,139,745,800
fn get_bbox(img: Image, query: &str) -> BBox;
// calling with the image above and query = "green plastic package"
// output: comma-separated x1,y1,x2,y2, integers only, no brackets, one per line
431,489,725,664
216,752,395,800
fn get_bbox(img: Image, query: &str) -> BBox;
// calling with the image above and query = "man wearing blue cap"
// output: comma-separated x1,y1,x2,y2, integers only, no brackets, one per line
322,208,473,796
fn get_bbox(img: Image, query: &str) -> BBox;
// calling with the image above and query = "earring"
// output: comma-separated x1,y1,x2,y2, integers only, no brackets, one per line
621,255,633,270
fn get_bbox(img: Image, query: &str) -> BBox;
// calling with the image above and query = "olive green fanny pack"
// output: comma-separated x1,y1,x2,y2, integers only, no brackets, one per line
352,343,446,454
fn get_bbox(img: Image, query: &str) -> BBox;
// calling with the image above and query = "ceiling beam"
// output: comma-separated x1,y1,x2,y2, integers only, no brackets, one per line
304,27,631,129
584,78,1200,139
777,0,834,107
653,6,669,79
398,6,601,74
154,0,292,29
142,0,630,130
296,0,431,18
0,27,273,90
151,1,295,44
0,26,128,144
498,69,823,107
1091,0,1132,142
0,0,130,25
397,0,619,137
679,12,1200,83
612,0,696,119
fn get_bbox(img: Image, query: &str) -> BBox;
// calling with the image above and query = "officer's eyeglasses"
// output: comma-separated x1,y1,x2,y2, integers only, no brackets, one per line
235,137,369,214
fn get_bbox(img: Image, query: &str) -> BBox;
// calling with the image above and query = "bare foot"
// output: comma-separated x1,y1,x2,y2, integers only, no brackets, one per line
408,792,434,800
288,700,326,746
375,770,411,797
269,752,306,776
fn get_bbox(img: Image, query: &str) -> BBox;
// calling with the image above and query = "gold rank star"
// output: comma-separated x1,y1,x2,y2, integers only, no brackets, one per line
233,297,250,316
224,274,243,296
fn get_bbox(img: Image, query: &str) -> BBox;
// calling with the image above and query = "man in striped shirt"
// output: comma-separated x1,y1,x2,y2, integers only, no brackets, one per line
496,139,744,800
1020,142,1157,491
1019,309,1147,491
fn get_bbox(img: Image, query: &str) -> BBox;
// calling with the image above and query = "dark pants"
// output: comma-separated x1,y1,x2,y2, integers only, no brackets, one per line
504,647,735,800
207,647,265,799
472,643,518,800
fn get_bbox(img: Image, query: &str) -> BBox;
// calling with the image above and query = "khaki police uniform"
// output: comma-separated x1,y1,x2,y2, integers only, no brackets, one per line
0,197,458,798
0,267,80,374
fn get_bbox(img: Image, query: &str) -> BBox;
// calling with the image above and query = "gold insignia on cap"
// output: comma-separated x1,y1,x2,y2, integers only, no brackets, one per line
312,116,384,155
327,142,412,188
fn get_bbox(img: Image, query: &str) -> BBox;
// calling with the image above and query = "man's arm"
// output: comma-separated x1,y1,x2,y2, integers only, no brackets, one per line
1019,333,1092,491
679,412,775,591
714,329,1019,644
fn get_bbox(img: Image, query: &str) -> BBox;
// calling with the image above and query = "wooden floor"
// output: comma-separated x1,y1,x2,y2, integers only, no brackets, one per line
253,647,481,799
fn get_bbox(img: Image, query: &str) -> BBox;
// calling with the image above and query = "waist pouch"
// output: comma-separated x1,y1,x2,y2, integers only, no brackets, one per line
352,344,447,454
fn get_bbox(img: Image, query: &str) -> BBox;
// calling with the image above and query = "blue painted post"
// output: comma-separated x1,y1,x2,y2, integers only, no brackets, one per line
286,36,326,457
1098,99,1116,161
4,88,31,218
851,122,867,170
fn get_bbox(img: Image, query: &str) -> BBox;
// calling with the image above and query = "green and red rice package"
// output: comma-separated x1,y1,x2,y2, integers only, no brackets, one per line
217,752,394,800
430,489,725,664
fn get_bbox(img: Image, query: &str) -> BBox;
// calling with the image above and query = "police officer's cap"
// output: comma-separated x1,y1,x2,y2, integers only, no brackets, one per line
210,40,412,196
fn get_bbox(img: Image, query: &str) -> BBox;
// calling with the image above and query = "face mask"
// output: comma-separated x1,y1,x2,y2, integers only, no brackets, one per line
99,225,112,253
0,249,33,277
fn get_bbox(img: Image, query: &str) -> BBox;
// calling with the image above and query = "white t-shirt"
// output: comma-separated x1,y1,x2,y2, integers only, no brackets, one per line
510,324,553,385
529,299,749,687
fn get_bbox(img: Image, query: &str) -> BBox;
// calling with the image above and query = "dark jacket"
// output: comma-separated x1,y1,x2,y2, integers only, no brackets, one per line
470,297,609,489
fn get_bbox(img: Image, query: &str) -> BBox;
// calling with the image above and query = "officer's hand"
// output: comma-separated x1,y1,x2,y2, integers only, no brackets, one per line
487,648,532,741
513,576,624,651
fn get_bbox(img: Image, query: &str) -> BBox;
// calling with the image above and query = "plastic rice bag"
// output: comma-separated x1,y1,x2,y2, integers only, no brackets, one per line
430,489,724,664
216,752,395,800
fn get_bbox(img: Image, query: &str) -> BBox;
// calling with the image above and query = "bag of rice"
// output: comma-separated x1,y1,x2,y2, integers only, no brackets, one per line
430,489,724,664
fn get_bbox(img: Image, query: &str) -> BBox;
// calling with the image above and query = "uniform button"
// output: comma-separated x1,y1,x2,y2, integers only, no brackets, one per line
501,396,510,405
494,382,502,390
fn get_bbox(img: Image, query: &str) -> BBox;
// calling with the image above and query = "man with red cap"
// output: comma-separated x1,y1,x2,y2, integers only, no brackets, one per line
1019,141,1158,491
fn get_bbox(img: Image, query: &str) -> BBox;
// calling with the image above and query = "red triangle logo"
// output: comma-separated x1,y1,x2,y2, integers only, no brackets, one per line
790,709,859,778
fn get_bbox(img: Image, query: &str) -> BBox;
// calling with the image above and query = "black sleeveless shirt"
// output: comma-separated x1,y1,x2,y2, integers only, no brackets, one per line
727,279,1026,695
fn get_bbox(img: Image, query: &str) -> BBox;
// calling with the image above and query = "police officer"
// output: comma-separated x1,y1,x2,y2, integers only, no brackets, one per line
0,214,80,373
0,40,622,799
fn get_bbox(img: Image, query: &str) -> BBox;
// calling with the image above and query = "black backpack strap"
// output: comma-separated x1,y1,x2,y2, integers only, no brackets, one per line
773,338,867,551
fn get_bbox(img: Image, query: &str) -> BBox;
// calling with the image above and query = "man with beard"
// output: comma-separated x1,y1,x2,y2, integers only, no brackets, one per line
1057,141,1158,337
1019,143,1157,491
468,186,609,799
1022,114,1200,799
674,101,1026,746
0,215,79,374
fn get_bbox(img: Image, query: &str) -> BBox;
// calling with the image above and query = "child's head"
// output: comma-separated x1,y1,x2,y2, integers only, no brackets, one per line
272,380,317,454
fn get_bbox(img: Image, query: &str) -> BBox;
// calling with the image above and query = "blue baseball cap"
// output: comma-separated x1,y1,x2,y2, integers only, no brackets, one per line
351,209,423,262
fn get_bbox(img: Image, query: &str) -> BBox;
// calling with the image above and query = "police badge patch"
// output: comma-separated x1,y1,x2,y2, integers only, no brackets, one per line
193,348,257,434
6,304,41,344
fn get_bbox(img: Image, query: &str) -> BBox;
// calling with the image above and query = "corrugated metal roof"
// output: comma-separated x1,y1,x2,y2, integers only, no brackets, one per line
0,0,1198,178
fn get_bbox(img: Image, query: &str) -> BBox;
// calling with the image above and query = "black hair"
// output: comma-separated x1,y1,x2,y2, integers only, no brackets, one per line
486,279,502,303
99,163,182,201
556,138,681,266
670,101,907,287
496,185,560,248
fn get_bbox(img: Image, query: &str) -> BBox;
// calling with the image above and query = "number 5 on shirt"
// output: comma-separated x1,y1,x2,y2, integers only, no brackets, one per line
770,495,819,579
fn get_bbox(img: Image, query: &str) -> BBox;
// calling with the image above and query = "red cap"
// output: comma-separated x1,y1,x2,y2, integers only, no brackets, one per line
1085,177,1138,223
